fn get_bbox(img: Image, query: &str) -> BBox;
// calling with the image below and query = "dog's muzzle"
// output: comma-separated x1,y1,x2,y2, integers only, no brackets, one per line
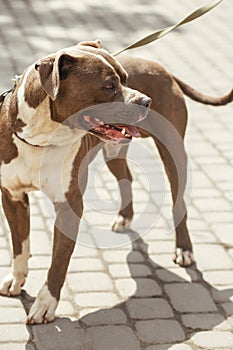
66,96,151,143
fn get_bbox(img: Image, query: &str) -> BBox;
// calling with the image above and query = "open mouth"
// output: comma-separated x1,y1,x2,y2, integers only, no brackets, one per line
83,115,141,143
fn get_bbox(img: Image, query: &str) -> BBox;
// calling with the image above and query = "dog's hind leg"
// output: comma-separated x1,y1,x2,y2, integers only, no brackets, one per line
153,137,194,267
0,189,30,296
103,143,134,232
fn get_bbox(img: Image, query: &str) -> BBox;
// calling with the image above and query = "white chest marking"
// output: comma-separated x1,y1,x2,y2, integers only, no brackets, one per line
0,135,83,203
40,137,83,202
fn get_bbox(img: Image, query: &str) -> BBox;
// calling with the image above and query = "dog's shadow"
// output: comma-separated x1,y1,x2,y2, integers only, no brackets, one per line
21,231,232,350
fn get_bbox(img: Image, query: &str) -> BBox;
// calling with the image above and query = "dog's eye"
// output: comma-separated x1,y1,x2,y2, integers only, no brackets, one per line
104,82,115,90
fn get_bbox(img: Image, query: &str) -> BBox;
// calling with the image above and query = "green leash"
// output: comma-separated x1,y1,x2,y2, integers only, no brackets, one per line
113,0,223,56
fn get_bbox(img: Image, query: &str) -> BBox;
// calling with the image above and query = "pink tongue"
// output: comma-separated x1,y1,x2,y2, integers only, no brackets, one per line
124,125,141,138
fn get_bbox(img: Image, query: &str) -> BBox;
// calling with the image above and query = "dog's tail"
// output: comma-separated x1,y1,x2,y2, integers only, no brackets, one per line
173,76,233,106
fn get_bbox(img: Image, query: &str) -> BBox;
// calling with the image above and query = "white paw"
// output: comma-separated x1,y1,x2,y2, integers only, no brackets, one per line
27,285,58,324
112,215,132,232
0,273,26,296
173,248,195,267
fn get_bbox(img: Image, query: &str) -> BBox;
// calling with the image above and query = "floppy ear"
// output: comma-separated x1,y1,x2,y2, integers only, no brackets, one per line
35,54,77,101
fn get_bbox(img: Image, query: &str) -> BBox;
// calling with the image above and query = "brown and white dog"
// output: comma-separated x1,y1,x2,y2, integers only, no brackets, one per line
0,40,151,324
0,39,232,324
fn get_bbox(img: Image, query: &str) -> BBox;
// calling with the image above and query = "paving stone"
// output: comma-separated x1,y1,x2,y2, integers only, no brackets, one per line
56,300,75,316
203,165,233,182
193,198,232,212
211,285,233,303
60,282,74,300
189,231,217,243
0,248,11,266
144,228,173,241
32,317,86,350
0,296,23,308
221,302,233,317
0,237,7,249
30,230,51,255
69,257,104,272
115,278,137,299
126,298,173,319
79,308,100,318
229,248,233,260
72,245,99,258
189,219,210,231
108,263,151,278
0,307,27,323
103,250,144,263
86,325,140,350
212,223,233,246
67,272,113,292
182,313,225,330
0,324,29,342
203,212,233,224
203,271,233,286
165,283,217,312
81,308,127,326
75,292,119,307
28,255,51,270
0,345,35,350
148,241,174,254
115,278,162,298
135,320,185,343
146,346,192,350
191,331,233,348
24,270,47,296
149,254,175,269
156,267,198,282
195,244,233,270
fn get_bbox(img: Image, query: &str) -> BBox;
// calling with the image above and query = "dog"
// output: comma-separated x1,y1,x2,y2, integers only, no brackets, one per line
0,39,232,324
0,40,151,324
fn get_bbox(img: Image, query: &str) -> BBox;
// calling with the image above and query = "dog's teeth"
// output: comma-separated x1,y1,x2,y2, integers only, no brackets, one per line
121,128,126,135
94,117,101,122
99,121,104,125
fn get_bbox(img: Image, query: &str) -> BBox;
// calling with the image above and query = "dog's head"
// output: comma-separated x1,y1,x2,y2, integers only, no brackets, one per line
14,40,151,144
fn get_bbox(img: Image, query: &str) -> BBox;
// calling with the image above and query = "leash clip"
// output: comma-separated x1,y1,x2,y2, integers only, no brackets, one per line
12,74,22,88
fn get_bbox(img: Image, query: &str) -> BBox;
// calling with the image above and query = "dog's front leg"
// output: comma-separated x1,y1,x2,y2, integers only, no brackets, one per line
27,198,83,324
0,189,30,296
102,144,134,232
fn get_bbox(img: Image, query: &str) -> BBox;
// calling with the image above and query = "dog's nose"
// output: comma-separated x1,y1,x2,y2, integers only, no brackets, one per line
129,95,152,108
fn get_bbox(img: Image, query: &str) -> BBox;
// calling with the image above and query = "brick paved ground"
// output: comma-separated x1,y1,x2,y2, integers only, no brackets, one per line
0,0,233,349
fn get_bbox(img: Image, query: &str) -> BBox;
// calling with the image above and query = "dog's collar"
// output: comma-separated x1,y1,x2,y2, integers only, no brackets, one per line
1,75,44,148
14,132,44,148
